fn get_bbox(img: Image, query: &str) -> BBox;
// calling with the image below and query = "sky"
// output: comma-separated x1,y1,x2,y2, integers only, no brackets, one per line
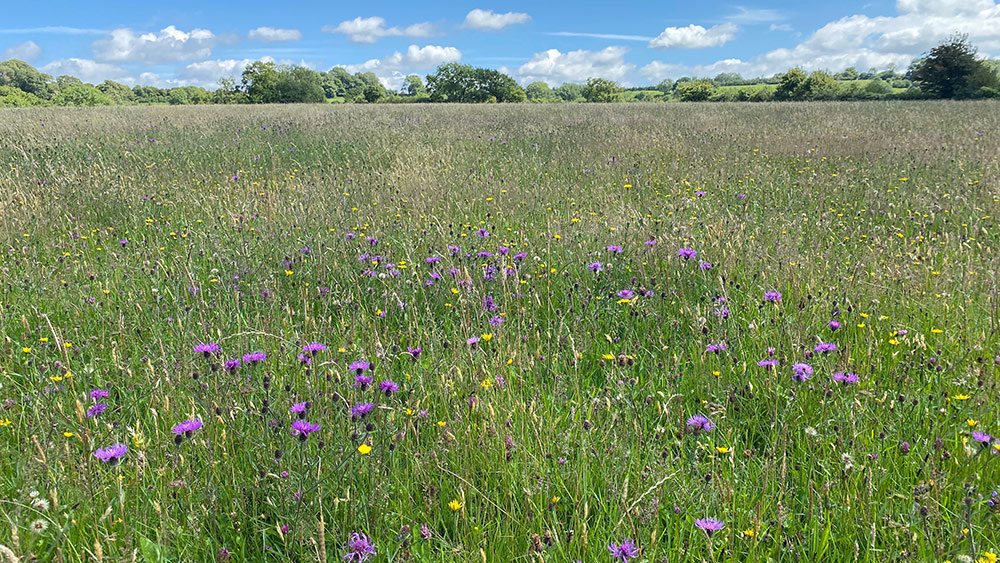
2,0,999,90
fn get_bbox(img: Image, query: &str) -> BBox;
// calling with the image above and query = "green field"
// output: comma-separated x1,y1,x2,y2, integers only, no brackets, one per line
1,102,999,562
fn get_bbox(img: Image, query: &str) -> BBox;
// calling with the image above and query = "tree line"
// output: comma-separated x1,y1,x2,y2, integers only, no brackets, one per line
2,35,997,107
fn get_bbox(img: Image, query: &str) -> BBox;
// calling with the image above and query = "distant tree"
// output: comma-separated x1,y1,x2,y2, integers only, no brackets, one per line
799,71,839,100
582,78,624,102
241,61,281,103
402,74,426,96
97,80,135,104
713,72,744,86
675,80,716,102
525,81,553,102
55,75,84,91
274,66,325,103
52,84,112,106
0,85,48,107
361,82,386,103
654,78,674,93
425,63,525,103
0,60,53,99
907,35,1000,98
836,67,860,81
863,79,893,98
553,82,585,102
774,68,808,100
133,85,169,104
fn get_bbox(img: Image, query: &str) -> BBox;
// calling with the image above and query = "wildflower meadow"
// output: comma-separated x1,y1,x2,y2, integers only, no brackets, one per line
1,101,999,562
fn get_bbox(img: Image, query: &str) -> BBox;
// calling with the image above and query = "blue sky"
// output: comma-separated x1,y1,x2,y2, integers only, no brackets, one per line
2,0,998,89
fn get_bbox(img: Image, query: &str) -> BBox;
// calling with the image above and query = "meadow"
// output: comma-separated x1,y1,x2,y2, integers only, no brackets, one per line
1,101,999,562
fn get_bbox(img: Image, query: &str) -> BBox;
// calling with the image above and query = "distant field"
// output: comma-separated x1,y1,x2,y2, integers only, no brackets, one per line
1,102,999,562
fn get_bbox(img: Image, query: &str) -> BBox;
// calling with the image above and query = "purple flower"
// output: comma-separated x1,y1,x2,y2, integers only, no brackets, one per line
467,336,481,346
379,379,400,395
489,315,504,326
686,415,713,435
351,403,375,419
695,518,724,535
242,352,266,364
420,523,431,540
407,347,422,360
354,375,373,389
705,343,726,353
764,291,782,302
829,320,841,330
695,190,707,197
224,358,241,372
483,295,498,311
297,354,311,365
792,362,813,381
172,419,204,435
757,359,778,369
87,403,107,418
342,532,377,562
832,372,858,384
290,402,308,414
814,342,837,353
678,248,697,260
899,441,911,454
291,419,320,439
606,245,623,253
350,361,371,374
302,342,326,355
644,239,657,246
607,538,639,562
589,261,603,272
93,443,128,464
90,388,109,402
194,342,219,356
973,431,993,444
699,262,713,270
617,289,635,300
513,252,527,260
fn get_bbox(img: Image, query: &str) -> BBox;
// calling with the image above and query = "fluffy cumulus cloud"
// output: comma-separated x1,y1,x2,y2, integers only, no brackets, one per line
648,23,738,49
339,44,461,89
322,17,434,44
461,9,530,31
516,46,634,86
40,58,133,84
247,27,302,42
641,0,1000,80
1,40,42,61
92,25,231,63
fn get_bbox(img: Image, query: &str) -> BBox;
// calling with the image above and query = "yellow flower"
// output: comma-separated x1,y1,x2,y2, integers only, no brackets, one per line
602,354,615,360
0,418,12,426
712,371,721,378
952,394,970,401
743,528,756,537
623,184,632,188
64,342,73,348
285,270,293,276
967,419,978,427
39,337,48,343
931,328,943,334
358,444,372,455
448,500,463,511
437,420,446,427
978,551,997,563
480,379,492,390
22,347,31,353
480,333,492,342
451,288,459,294
63,432,74,438
716,446,730,454
49,375,63,382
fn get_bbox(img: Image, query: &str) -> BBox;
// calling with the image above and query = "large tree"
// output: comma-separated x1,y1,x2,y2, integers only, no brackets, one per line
426,63,525,103
582,78,624,102
0,59,53,99
907,35,1000,99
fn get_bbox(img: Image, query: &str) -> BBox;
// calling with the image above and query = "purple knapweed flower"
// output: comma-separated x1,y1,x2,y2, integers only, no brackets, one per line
351,403,375,419
607,538,639,562
686,415,714,435
758,359,778,369
90,388,109,402
342,532,377,562
379,379,400,395
172,419,204,435
194,343,220,356
93,443,128,464
695,518,724,535
705,343,726,353
224,358,240,372
678,248,697,260
350,361,371,374
302,342,326,355
814,342,837,353
829,320,841,330
354,375,373,389
407,347,422,360
606,245,623,253
832,372,858,384
291,419,320,439
589,261,603,272
792,362,813,381
764,291,782,302
87,403,107,418
242,352,266,364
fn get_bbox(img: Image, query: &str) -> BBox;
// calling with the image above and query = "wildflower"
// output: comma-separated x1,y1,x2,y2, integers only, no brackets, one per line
489,315,504,326
764,291,782,302
351,403,375,419
814,342,837,353
695,518,725,536
407,347,422,360
242,352,266,364
792,362,813,381
224,358,241,372
607,538,639,562
87,403,108,418
194,343,220,356
832,372,858,385
291,419,320,440
290,402,308,416
90,389,109,402
900,441,911,454
448,499,463,511
32,497,50,511
686,415,713,435
972,431,993,445
705,343,726,353
358,444,372,455
420,523,431,540
699,261,713,270
829,320,841,330
379,379,400,395
31,519,48,533
342,532,377,563
467,336,481,346
607,245,623,253
354,375,373,389
757,359,778,369
172,419,204,436
678,248,697,260
302,342,326,355
589,261,604,272
350,361,371,374
617,289,635,300
93,443,128,464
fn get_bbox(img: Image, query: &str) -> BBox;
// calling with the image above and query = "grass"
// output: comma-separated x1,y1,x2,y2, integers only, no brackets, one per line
0,101,999,562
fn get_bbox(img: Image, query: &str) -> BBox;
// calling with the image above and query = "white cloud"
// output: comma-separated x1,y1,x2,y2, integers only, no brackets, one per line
1,40,42,61
516,46,634,86
726,7,787,24
549,31,652,41
40,58,133,84
462,9,530,31
641,0,1000,80
649,23,739,49
339,44,461,89
176,56,311,88
322,17,434,44
92,25,232,63
248,27,302,42
769,24,794,32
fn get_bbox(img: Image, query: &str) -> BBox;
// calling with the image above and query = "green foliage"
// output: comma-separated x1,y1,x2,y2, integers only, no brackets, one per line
274,66,325,104
524,81,553,102
0,59,53,99
775,68,808,101
0,85,48,107
675,80,716,102
51,84,112,106
425,63,525,103
553,82,585,102
582,78,624,103
655,78,674,93
401,75,426,97
908,35,1000,99
97,80,135,104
